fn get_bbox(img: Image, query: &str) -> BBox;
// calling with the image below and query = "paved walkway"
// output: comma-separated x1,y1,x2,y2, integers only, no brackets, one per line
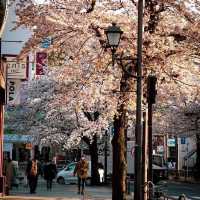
0,178,134,200
1,179,113,200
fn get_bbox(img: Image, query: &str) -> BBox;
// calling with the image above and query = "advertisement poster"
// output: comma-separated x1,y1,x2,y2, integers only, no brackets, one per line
36,52,47,75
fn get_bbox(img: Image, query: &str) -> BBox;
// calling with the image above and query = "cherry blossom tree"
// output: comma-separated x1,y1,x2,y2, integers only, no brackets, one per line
8,0,200,198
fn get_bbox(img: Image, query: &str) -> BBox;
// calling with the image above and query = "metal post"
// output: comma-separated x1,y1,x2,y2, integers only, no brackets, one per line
134,0,144,199
186,140,189,180
104,131,108,184
175,136,179,178
142,111,148,200
148,102,153,183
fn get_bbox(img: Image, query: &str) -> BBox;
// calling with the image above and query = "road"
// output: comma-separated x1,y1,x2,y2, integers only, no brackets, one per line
164,181,200,200
129,180,200,200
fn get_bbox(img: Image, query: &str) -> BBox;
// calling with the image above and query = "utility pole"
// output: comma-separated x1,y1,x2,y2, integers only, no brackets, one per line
134,0,144,199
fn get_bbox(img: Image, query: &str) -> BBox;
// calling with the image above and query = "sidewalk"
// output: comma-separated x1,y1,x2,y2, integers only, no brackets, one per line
0,177,135,200
1,193,133,200
0,185,133,200
1,179,111,200
1,194,133,200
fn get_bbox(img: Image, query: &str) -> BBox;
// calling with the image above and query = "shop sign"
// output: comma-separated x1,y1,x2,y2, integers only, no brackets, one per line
167,138,176,147
7,57,27,79
4,134,34,143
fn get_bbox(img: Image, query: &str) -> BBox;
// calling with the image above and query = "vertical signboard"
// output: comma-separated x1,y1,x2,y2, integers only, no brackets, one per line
7,79,21,105
36,52,47,75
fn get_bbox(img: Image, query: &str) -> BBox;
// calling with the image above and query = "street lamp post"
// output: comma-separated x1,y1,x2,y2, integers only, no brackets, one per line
105,16,144,199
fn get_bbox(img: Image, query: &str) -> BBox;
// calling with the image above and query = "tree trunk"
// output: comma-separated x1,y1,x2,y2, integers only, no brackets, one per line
82,112,100,185
112,59,135,200
82,135,99,185
90,134,100,185
112,110,127,200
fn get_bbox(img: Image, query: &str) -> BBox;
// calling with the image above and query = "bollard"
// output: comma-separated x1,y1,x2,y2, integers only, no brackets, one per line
178,194,186,200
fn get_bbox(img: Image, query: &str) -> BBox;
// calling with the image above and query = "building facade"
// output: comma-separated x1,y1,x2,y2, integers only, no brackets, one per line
0,0,8,195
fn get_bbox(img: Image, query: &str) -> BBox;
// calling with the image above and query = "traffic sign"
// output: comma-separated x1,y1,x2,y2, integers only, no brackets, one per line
181,137,186,144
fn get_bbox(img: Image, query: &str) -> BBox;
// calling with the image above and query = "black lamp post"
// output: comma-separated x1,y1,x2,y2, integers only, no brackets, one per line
105,23,123,65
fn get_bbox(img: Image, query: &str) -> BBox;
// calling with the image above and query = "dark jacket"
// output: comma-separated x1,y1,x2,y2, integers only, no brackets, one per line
43,163,57,180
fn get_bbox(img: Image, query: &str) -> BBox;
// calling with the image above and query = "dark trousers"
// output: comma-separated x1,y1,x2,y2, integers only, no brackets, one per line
78,177,86,193
28,175,38,193
46,179,53,190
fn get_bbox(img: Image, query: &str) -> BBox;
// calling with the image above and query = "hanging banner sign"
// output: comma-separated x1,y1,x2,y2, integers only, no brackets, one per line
36,52,47,75
7,79,21,105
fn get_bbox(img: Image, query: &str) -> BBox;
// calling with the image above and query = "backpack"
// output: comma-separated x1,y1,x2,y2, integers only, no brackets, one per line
30,160,37,176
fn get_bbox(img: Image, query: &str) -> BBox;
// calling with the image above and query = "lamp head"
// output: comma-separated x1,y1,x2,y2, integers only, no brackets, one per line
105,22,123,49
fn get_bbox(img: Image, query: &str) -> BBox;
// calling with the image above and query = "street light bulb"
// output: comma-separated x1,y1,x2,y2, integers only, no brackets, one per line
107,32,121,47
105,23,123,49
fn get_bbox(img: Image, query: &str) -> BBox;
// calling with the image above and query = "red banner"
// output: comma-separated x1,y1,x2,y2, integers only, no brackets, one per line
36,52,47,75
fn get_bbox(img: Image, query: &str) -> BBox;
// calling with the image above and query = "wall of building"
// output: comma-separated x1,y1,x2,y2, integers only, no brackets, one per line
1,1,32,55
178,136,196,169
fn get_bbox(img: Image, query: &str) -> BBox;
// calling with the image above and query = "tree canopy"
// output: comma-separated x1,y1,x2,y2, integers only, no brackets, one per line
6,0,200,147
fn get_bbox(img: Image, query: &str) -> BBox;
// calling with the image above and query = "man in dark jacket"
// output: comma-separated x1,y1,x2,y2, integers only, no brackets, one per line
43,160,57,191
26,157,41,194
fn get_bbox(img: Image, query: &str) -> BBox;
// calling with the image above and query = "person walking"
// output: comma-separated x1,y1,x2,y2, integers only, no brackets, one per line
26,156,41,194
43,159,57,191
3,157,14,195
74,156,89,195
